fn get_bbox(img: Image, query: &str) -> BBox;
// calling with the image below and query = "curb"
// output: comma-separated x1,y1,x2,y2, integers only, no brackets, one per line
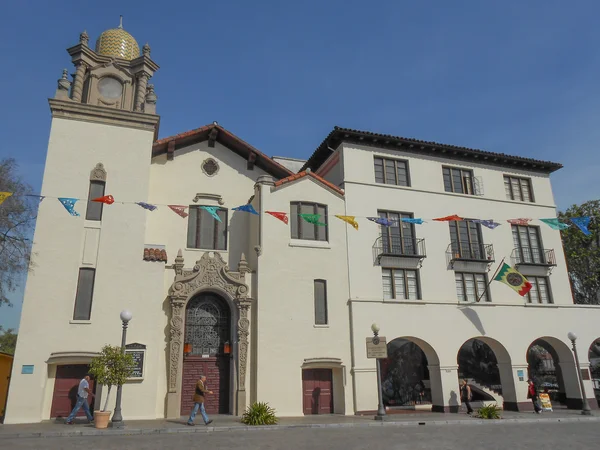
1,416,599,440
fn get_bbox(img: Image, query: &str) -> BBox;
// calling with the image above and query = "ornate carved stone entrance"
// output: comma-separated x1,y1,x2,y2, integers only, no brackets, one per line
166,250,252,418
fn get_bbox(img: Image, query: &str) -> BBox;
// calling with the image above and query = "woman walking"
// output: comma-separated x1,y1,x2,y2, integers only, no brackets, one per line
460,379,473,415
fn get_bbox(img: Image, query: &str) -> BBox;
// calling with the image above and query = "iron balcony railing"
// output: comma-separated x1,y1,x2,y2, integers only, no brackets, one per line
373,235,426,264
446,242,495,263
511,247,557,267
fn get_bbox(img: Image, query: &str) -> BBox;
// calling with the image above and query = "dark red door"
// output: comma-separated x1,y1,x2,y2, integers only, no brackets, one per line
181,356,230,415
50,365,95,418
302,369,333,414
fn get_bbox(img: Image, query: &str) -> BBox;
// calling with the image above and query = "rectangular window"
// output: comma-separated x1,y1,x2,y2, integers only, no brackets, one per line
187,206,228,250
86,180,106,221
442,166,474,195
73,268,96,320
382,268,420,300
314,280,328,325
526,276,552,304
378,210,417,255
374,157,410,186
291,202,328,241
455,272,489,302
449,220,484,260
511,225,544,264
504,176,534,202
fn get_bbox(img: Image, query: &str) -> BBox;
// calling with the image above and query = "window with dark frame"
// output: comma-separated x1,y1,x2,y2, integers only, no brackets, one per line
374,157,410,186
504,176,534,202
290,202,328,241
525,276,552,304
455,272,489,302
382,268,420,300
187,206,228,250
511,225,544,264
449,220,484,260
442,166,475,195
86,180,106,221
314,280,328,325
378,210,417,255
73,268,96,320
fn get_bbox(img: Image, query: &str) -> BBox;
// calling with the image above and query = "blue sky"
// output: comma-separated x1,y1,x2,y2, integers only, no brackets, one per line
1,0,599,329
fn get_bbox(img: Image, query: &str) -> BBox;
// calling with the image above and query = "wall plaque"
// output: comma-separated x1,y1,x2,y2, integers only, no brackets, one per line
125,343,146,380
366,336,388,359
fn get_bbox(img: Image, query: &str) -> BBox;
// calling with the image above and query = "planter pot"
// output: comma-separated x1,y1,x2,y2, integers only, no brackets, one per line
94,410,111,429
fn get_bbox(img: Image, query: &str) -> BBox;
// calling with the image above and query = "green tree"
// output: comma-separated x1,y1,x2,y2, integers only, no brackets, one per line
0,158,37,307
0,326,17,354
558,200,600,304
89,345,134,412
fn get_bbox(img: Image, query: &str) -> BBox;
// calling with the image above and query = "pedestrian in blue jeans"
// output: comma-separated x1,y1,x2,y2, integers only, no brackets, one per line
65,374,95,424
187,375,213,426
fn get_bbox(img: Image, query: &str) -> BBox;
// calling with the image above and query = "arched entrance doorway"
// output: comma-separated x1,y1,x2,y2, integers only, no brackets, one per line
588,338,600,408
457,337,515,409
181,293,232,415
526,337,580,409
379,337,442,411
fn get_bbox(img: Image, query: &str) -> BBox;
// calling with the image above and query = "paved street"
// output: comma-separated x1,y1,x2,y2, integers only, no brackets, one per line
2,422,599,449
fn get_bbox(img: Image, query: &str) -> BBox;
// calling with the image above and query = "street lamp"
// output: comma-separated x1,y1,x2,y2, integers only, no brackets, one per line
371,323,386,420
567,331,592,416
111,310,133,428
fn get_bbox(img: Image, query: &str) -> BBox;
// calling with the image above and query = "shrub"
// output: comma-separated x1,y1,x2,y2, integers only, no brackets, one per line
241,402,278,426
476,403,501,419
89,345,134,412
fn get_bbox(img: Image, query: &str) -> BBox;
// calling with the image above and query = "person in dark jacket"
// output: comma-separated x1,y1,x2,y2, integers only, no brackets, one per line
460,379,473,415
527,379,542,414
187,375,214,426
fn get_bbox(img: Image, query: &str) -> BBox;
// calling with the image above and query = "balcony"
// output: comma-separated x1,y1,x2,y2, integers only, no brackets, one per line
373,235,426,266
447,242,495,262
511,247,557,267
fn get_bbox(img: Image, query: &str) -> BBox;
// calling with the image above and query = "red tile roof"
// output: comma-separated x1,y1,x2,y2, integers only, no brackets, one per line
144,248,167,262
274,171,344,196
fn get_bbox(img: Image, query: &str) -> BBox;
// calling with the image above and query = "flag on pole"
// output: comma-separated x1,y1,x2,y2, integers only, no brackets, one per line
335,215,359,230
493,263,532,296
266,211,288,224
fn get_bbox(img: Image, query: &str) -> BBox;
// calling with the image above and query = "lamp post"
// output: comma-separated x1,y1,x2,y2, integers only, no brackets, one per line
111,310,133,428
567,331,592,416
371,323,386,419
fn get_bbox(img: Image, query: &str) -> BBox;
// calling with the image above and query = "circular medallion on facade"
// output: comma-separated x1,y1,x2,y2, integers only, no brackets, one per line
372,337,380,345
507,272,524,286
98,77,123,99
202,158,219,177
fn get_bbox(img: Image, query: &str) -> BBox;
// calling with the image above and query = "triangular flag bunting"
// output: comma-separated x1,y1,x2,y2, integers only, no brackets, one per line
136,202,157,211
266,211,288,224
540,218,569,230
335,215,359,230
299,214,327,226
367,217,394,227
168,205,189,218
25,194,44,202
0,192,13,205
494,263,532,296
471,219,501,229
200,206,222,222
401,218,424,225
433,214,463,222
92,195,115,205
570,217,592,236
232,204,259,215
58,198,80,216
507,218,531,226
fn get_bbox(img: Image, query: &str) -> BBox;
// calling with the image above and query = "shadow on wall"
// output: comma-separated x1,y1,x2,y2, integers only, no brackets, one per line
448,390,459,413
228,210,251,270
458,306,486,336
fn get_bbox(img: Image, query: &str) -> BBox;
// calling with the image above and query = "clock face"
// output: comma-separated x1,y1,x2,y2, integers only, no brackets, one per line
98,77,123,99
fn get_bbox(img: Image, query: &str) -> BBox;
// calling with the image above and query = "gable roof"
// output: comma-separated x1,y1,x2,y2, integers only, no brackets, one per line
301,126,563,174
274,170,344,196
152,124,294,180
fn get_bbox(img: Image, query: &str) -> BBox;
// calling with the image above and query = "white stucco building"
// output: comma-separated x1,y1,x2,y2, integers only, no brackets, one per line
5,23,600,424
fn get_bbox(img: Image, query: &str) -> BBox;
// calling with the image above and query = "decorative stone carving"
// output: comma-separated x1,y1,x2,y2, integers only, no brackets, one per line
90,163,107,182
143,42,151,57
71,61,88,103
57,69,71,91
80,30,89,46
145,84,157,104
193,193,224,205
202,158,219,177
167,251,253,411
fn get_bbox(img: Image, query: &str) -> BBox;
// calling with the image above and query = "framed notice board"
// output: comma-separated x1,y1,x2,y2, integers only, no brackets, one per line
125,343,146,381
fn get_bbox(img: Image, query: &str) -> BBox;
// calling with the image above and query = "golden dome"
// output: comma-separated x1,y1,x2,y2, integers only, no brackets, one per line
95,18,140,60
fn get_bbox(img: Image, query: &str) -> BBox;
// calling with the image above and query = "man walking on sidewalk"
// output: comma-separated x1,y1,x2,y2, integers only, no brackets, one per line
187,375,213,426
65,374,94,424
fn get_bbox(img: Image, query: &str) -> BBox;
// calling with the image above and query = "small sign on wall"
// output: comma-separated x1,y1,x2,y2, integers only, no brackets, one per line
581,368,590,381
366,336,388,359
517,370,525,381
125,343,146,381
21,365,34,374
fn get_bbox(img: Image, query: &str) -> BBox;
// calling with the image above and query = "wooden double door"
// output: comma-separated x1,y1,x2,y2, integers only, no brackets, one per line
181,356,230,415
50,364,95,419
302,369,333,414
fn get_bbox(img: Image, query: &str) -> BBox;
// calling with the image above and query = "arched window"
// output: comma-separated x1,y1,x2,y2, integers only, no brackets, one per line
87,163,107,221
185,293,230,356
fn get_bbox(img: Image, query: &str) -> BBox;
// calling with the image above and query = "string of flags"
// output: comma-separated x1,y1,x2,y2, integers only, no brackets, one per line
0,191,595,236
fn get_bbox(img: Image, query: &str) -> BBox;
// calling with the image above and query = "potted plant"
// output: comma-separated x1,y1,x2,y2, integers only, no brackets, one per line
89,345,134,429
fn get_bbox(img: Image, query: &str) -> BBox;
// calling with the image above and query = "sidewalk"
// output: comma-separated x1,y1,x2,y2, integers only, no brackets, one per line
1,409,598,440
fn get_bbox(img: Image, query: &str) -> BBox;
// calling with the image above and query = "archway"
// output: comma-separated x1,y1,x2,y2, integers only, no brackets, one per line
379,337,442,411
588,338,600,408
181,293,232,415
457,337,515,409
526,337,579,409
